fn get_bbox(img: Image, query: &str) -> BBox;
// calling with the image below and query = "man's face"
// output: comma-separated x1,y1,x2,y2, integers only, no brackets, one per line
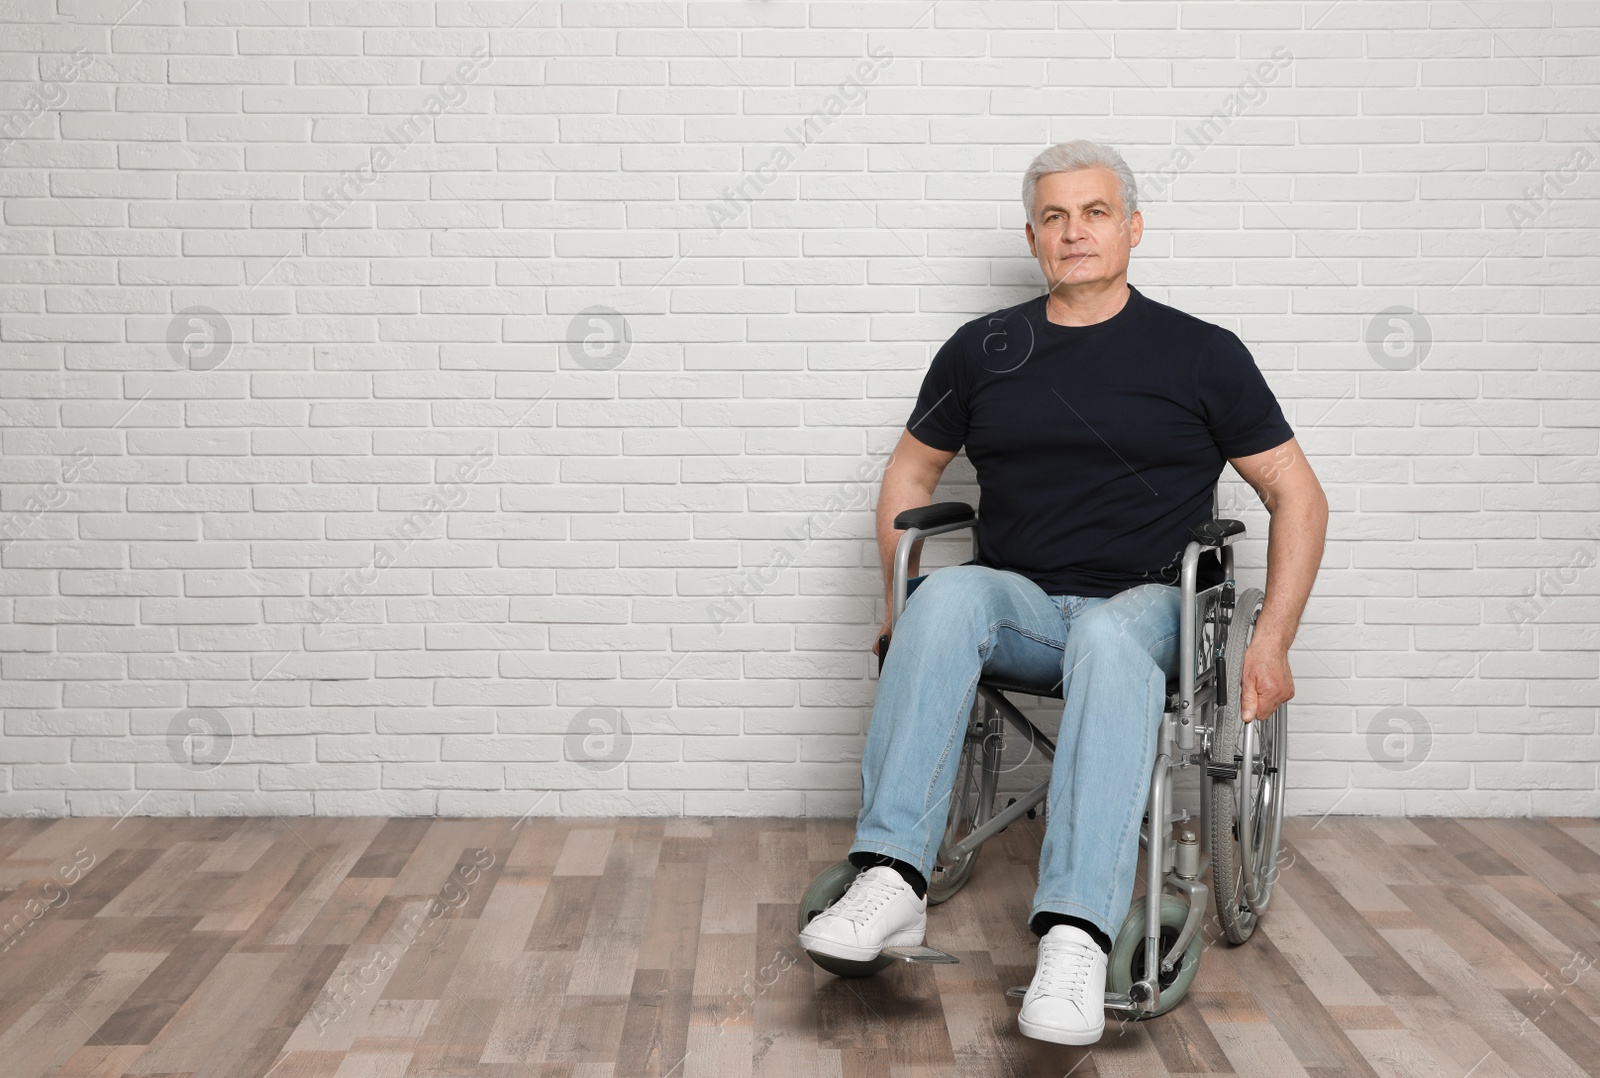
1025,167,1142,292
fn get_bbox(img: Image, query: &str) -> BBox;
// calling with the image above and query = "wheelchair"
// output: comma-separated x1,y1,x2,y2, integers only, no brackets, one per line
798,490,1288,1021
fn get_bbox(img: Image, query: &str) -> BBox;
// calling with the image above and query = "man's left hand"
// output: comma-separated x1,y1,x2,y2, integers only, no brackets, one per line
1239,639,1293,723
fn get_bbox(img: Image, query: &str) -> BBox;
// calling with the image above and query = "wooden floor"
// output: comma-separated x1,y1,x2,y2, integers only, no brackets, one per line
0,814,1597,1078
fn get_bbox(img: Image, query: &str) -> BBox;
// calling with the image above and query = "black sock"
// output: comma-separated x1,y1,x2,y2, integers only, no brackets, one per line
847,851,928,899
1030,911,1112,955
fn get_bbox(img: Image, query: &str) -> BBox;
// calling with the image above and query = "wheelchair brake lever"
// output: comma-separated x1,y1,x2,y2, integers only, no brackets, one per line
877,634,890,674
1214,581,1235,706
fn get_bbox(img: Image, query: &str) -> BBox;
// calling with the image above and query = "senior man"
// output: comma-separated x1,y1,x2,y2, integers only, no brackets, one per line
799,140,1327,1045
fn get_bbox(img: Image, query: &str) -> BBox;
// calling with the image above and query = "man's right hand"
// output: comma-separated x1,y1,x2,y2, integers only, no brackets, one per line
872,613,894,660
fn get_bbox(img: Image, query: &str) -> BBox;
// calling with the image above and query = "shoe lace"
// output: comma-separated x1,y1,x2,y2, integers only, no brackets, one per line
825,870,901,925
1035,936,1098,1000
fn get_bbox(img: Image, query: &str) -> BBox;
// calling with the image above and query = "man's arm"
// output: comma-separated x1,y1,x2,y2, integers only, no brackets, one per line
875,429,959,647
1226,435,1328,722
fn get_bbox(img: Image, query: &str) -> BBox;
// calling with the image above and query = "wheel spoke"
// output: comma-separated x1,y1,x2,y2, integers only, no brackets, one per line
930,718,992,898
1204,588,1278,940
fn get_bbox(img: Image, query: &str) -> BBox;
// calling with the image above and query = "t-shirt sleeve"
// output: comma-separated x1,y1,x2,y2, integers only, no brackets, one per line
905,332,969,451
1196,327,1295,459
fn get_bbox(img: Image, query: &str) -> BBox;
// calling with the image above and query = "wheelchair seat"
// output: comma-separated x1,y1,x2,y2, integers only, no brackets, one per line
902,569,1183,707
976,669,1183,708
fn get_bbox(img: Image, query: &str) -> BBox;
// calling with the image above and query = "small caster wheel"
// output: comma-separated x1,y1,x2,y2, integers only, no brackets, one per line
1105,895,1203,1018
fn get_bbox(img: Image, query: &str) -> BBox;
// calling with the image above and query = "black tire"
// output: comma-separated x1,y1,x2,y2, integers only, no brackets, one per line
1207,586,1289,944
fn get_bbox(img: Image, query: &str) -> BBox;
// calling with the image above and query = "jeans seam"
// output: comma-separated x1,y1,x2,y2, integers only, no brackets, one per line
919,666,978,866
1101,662,1165,918
984,617,1067,652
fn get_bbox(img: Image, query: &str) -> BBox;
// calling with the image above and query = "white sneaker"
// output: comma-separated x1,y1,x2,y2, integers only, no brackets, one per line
1018,924,1108,1045
798,865,927,962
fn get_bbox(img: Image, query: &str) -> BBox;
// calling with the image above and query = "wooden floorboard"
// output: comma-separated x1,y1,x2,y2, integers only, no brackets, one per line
0,815,1595,1077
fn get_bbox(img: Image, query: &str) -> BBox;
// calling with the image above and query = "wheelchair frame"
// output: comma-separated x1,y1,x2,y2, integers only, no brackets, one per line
879,490,1287,1017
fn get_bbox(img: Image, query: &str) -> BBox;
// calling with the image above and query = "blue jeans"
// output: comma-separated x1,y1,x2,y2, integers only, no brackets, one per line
851,563,1181,945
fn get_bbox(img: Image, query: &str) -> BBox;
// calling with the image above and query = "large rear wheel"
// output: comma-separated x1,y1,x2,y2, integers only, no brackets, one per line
1207,586,1288,944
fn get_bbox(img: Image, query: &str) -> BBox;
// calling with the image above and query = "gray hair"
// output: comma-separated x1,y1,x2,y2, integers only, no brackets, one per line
1021,141,1138,225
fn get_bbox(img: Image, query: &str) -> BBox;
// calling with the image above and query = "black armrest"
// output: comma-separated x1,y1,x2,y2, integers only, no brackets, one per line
893,501,977,532
1189,518,1245,547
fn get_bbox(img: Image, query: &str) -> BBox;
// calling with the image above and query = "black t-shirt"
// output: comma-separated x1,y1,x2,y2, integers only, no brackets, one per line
906,284,1294,598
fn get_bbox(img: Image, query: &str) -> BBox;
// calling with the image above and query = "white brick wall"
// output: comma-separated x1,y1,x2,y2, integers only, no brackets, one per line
2,1,1598,819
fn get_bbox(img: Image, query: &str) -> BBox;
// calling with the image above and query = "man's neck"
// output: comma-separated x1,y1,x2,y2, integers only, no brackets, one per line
1044,281,1132,328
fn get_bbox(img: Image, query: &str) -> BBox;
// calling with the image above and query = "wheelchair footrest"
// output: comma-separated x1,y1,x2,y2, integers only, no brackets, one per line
1004,986,1137,1011
879,945,960,964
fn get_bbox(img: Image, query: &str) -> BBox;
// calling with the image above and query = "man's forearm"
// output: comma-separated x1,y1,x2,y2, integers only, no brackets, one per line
1252,492,1327,652
877,470,937,607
